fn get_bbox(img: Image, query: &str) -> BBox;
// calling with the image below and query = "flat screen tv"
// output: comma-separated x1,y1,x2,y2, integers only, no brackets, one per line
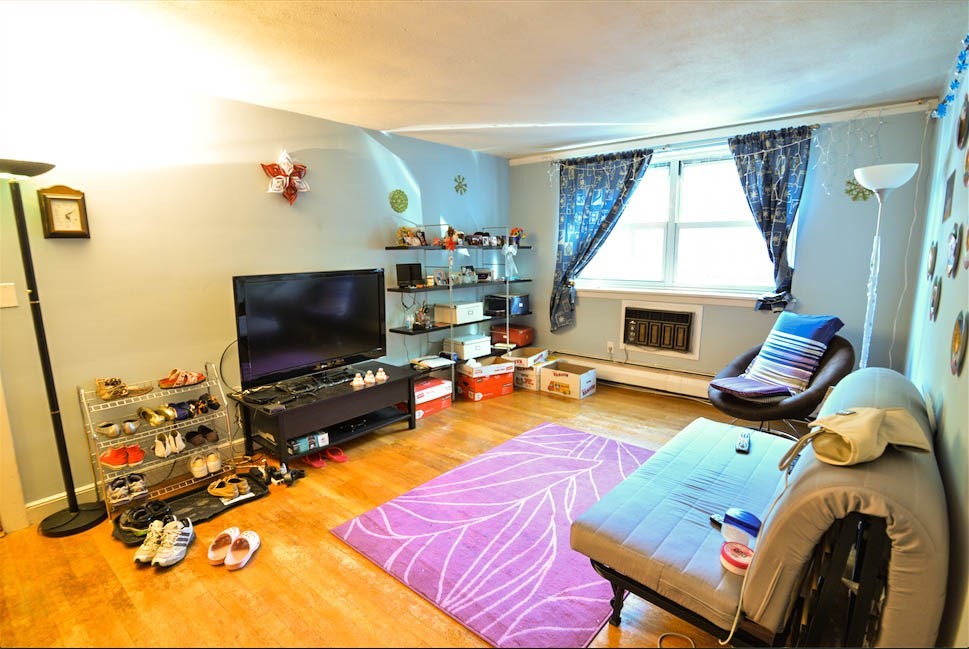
232,268,386,390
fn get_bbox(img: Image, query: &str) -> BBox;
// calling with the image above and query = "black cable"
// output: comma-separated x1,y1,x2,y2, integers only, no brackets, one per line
219,339,238,389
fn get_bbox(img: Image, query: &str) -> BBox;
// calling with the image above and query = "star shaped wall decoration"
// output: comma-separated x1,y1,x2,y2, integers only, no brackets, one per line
261,150,310,206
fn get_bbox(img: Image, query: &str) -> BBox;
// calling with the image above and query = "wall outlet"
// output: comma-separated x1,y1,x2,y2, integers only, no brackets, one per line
606,341,615,354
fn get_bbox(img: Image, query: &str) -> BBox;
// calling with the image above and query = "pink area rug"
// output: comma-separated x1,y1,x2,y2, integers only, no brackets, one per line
331,423,654,648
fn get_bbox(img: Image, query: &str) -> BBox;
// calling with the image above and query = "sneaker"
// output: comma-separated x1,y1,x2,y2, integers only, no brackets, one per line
107,476,130,505
133,518,168,563
151,518,195,567
170,431,186,454
118,504,151,536
154,433,172,459
125,445,145,467
99,446,128,470
190,454,209,479
206,451,222,474
127,473,149,500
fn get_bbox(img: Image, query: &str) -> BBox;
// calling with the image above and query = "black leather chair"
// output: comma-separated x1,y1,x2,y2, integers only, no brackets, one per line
708,335,856,437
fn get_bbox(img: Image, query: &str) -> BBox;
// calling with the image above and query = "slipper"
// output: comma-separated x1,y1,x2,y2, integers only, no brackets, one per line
302,451,326,468
224,530,260,570
325,447,348,463
158,369,206,389
207,527,240,565
96,378,152,401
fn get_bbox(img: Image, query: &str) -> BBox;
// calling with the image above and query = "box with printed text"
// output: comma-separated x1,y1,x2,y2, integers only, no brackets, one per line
513,359,553,391
414,377,452,403
457,356,515,378
538,360,596,400
456,372,514,402
500,346,549,368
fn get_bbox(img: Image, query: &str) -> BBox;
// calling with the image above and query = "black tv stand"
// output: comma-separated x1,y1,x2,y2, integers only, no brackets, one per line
231,361,419,465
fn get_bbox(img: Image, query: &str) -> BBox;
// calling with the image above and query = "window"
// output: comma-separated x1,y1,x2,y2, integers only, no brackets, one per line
577,144,775,293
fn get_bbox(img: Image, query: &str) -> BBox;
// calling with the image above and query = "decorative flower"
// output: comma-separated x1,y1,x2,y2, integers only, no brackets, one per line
845,178,873,202
511,227,526,239
389,189,409,213
261,150,309,206
445,225,458,251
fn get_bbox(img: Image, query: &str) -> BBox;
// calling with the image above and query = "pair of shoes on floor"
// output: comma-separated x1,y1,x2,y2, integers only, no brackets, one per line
133,516,195,567
185,425,218,446
158,368,206,389
206,474,251,499
118,499,171,536
107,472,149,505
154,431,187,459
96,378,152,401
99,445,145,470
207,527,260,570
191,451,223,478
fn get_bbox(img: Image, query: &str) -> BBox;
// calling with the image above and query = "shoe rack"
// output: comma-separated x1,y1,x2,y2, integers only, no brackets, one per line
78,361,235,519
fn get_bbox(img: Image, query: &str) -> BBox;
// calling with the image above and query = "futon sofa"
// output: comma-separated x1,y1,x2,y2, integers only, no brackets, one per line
570,367,949,646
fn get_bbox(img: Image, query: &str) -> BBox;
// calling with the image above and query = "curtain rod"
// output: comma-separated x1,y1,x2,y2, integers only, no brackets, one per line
509,98,931,166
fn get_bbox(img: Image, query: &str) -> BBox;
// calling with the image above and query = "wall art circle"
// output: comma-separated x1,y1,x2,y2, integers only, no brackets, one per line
958,94,969,150
929,277,942,321
952,311,967,376
389,189,409,213
927,241,938,279
946,221,963,278
454,174,468,195
964,222,969,269
964,146,969,187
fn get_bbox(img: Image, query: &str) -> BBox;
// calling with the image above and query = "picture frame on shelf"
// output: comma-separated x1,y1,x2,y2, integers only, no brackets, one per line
38,185,90,238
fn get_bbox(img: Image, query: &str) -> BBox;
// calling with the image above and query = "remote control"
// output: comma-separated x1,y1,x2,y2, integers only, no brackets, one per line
736,430,751,454
710,513,724,528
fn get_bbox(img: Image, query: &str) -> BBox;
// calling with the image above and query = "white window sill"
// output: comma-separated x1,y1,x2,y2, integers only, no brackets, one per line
576,286,762,308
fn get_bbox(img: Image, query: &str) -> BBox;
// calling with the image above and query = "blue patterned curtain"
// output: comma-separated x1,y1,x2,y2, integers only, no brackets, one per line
728,126,813,308
550,149,652,331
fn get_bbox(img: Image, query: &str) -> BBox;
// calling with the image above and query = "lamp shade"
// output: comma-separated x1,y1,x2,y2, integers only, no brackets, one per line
0,159,55,178
853,163,918,191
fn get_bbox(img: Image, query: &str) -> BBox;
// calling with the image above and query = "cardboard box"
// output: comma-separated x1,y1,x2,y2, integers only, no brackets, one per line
457,356,515,378
434,301,485,324
415,394,451,419
443,335,492,360
414,377,452,403
490,324,535,347
513,359,552,391
501,346,549,368
456,373,514,401
539,360,597,399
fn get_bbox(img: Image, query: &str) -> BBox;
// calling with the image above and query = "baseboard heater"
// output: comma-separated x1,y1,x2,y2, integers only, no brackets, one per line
552,354,711,399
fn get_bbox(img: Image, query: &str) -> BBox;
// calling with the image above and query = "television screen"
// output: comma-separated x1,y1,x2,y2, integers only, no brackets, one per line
233,268,386,390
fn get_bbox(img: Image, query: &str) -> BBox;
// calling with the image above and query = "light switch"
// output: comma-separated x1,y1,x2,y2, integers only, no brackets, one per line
0,283,17,308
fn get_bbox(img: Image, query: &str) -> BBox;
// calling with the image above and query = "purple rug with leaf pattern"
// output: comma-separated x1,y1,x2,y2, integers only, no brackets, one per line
331,423,654,648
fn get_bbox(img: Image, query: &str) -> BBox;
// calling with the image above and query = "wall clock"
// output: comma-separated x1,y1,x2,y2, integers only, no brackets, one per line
38,185,90,238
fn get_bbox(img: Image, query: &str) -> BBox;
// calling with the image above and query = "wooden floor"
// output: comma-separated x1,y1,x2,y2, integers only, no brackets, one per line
0,383,737,648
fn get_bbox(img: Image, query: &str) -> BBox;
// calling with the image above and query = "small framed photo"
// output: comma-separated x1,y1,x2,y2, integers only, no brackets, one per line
38,185,90,238
416,230,428,246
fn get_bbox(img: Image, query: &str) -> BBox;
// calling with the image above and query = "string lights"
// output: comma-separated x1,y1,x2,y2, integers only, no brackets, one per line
930,33,969,119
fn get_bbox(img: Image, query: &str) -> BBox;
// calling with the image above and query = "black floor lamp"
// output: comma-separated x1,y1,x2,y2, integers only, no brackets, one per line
1,159,107,536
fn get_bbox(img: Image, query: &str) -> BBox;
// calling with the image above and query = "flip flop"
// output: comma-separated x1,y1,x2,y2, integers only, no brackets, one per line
325,447,348,463
302,451,326,468
224,530,260,571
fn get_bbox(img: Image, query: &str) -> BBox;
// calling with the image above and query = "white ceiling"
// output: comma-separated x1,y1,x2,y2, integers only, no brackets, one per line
5,1,968,160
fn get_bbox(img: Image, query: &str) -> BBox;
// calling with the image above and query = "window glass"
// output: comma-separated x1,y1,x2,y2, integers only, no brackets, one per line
579,225,664,282
675,226,773,288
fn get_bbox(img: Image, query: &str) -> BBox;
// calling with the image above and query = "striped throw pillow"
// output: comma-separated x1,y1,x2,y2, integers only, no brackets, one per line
744,313,844,394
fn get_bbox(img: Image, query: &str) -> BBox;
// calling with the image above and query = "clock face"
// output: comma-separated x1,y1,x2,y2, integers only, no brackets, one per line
50,198,81,231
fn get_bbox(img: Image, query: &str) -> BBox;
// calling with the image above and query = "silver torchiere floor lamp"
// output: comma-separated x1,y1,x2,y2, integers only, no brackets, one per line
1,159,107,536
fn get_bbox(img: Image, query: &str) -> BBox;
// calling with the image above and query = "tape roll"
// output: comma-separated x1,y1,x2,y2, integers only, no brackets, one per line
720,541,753,575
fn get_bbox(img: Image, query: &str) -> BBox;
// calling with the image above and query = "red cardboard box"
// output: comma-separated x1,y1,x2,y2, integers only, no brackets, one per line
414,394,451,419
489,324,535,347
456,373,514,402
414,377,452,403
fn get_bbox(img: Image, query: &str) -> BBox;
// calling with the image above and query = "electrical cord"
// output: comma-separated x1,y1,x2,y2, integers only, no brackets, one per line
658,632,696,648
219,338,239,392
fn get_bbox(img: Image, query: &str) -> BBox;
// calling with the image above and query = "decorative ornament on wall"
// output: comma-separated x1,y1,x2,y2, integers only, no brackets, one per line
952,311,968,376
930,277,942,321
964,145,969,187
929,33,968,119
845,177,873,201
389,189,409,213
942,171,956,222
261,150,309,206
946,221,963,278
454,174,468,195
926,241,938,280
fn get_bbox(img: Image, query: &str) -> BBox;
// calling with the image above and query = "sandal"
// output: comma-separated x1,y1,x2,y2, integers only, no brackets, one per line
207,478,238,499
158,369,206,390
207,527,240,565
225,475,251,495
325,447,348,463
204,394,221,411
302,451,326,468
96,378,152,401
225,530,261,571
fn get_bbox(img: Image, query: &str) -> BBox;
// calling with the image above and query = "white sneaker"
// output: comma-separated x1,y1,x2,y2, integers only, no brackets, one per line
133,518,167,563
190,454,209,478
206,451,222,474
170,431,186,454
107,476,130,505
154,433,172,459
151,517,195,567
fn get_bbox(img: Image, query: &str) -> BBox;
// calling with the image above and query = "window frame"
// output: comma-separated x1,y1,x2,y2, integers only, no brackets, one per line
576,143,776,296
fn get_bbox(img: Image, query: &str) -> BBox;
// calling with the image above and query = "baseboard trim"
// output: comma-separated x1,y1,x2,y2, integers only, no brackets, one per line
552,354,711,399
